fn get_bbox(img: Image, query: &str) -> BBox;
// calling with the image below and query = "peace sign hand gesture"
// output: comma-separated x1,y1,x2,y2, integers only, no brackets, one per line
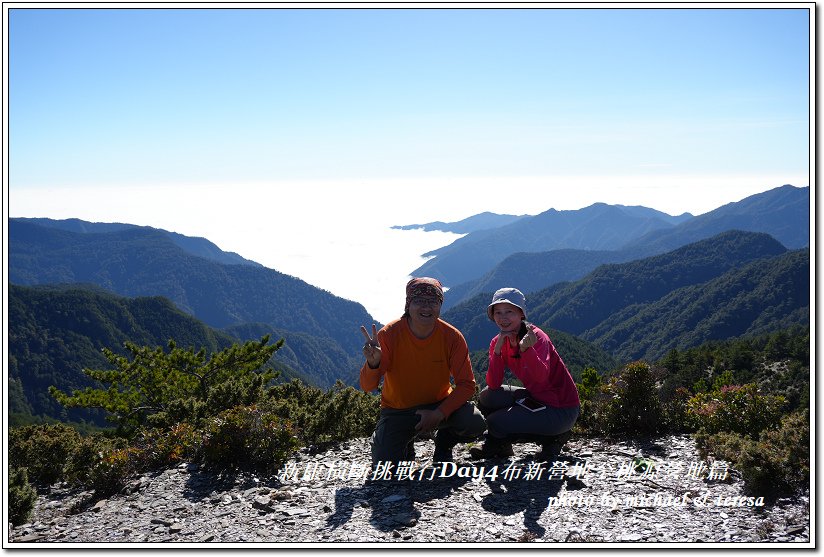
360,324,382,369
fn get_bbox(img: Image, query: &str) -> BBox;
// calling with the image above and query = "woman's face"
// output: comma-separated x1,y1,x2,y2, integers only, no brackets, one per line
492,302,524,333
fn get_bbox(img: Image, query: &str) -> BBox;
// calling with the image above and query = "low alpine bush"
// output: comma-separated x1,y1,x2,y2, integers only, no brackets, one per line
200,404,299,474
8,467,37,527
687,383,785,438
264,380,380,447
8,423,83,486
696,410,809,497
587,362,664,435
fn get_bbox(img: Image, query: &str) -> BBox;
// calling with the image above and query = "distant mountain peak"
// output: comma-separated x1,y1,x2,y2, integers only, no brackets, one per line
411,185,808,289
12,217,263,268
391,212,527,234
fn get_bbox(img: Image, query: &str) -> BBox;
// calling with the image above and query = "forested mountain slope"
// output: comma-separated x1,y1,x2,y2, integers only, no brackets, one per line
444,232,808,363
8,284,305,426
9,220,373,385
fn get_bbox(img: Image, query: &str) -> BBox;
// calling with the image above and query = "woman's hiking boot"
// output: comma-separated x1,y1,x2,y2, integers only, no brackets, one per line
469,437,514,460
534,430,573,461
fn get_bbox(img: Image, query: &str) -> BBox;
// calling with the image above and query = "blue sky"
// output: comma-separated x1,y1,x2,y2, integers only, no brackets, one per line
10,7,809,187
5,5,813,323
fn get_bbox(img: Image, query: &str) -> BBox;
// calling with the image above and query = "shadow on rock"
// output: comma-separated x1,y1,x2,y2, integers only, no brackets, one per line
180,467,262,503
326,464,472,533
478,456,574,537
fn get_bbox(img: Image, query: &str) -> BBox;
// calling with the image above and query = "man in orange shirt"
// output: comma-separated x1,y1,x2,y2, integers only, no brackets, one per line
360,277,486,467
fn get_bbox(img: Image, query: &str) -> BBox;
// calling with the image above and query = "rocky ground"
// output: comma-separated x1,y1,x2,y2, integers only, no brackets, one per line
7,434,811,547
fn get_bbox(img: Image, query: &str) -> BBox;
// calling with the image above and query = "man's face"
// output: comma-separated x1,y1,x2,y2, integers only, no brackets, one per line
407,295,442,328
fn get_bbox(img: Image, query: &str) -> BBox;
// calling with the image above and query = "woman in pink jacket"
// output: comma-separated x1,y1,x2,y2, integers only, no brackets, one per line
470,287,580,461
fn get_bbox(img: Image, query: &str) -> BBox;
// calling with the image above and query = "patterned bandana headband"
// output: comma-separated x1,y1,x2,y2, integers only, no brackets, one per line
405,277,444,314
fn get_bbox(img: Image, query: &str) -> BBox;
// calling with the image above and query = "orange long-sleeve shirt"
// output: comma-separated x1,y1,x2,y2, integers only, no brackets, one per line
359,317,476,418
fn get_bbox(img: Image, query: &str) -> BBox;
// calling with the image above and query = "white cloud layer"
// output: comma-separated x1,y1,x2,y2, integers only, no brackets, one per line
9,173,808,324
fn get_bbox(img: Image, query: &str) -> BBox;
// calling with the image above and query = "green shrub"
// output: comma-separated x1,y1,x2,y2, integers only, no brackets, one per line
576,367,600,400
63,434,130,493
85,446,140,497
132,423,201,470
8,423,83,486
574,367,601,433
8,422,136,494
310,382,381,443
49,336,282,435
8,467,37,526
687,383,785,438
200,405,299,474
590,362,664,435
17,374,380,489
696,410,809,497
661,386,692,433
712,370,736,391
265,380,380,446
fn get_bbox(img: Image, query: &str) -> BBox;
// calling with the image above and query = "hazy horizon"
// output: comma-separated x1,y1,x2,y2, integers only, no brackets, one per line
9,180,806,324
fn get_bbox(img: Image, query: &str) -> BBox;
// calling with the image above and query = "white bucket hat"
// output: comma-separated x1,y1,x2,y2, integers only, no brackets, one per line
486,287,527,321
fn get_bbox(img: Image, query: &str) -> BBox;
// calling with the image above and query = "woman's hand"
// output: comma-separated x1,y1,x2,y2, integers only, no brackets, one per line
492,332,505,356
519,324,538,352
360,324,382,369
493,330,520,356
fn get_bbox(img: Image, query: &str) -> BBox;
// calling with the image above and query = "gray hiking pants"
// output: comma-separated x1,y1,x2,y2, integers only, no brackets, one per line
371,400,486,465
478,385,579,441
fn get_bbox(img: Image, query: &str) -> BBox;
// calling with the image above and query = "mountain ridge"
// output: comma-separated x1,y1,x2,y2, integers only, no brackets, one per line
439,185,809,309
621,184,809,255
528,230,789,336
411,202,686,287
442,231,809,359
9,219,374,387
585,248,810,361
8,283,301,425
392,211,527,234
14,217,263,268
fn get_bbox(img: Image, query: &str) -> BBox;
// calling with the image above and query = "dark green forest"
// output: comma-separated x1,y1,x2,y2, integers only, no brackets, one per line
657,325,810,411
588,248,809,361
9,219,374,384
445,232,809,362
8,284,303,427
528,230,788,335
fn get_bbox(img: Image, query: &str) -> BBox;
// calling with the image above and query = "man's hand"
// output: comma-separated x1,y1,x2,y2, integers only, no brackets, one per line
414,408,444,433
360,324,382,369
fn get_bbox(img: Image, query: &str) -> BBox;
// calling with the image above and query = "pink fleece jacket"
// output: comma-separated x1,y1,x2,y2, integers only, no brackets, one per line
486,325,580,408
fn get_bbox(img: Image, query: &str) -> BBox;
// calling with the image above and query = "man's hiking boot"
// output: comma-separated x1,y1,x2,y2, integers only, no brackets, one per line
432,429,459,463
432,445,454,463
404,440,416,462
534,430,573,462
469,438,514,460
